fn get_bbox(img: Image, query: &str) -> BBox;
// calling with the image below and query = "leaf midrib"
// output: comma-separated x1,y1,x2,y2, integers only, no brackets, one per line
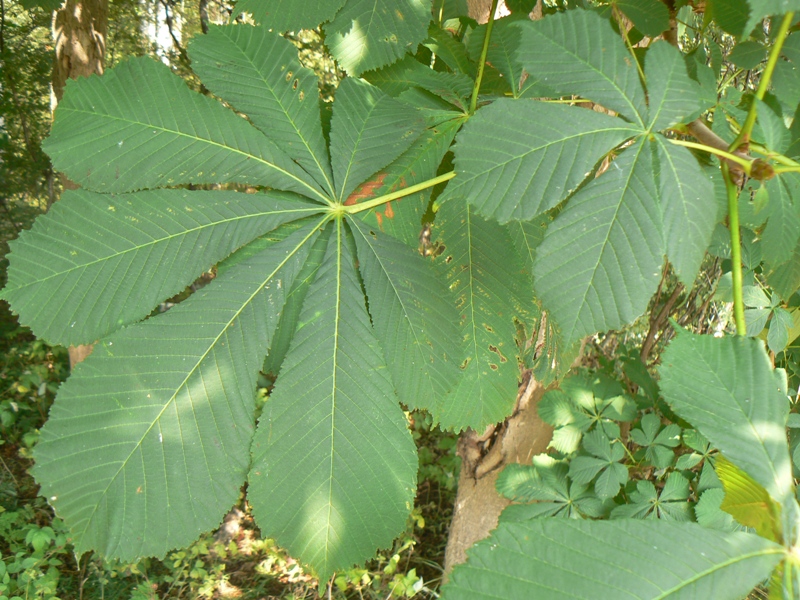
76,217,327,540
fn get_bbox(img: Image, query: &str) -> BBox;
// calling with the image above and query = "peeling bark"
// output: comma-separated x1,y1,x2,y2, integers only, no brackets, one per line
443,372,551,573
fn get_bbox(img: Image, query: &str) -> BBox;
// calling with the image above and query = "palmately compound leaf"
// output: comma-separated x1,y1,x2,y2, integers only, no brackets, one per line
450,100,639,223
249,221,417,582
350,219,462,416
533,139,664,346
516,9,647,126
1,189,319,347
645,42,703,131
433,196,537,431
231,0,347,32
654,137,717,286
31,223,320,560
330,77,423,203
323,0,433,76
43,57,328,203
659,329,793,503
189,25,336,196
441,519,784,600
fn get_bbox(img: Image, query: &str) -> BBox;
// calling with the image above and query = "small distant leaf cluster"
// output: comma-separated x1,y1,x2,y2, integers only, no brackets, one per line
496,368,730,526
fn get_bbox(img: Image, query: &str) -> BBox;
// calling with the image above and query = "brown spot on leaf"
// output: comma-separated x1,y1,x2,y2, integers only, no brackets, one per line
345,172,387,205
384,202,395,219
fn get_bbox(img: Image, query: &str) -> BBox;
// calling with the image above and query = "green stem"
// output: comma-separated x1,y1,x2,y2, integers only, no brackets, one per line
730,11,795,152
469,0,501,115
344,172,456,215
722,162,746,336
774,165,800,174
667,139,753,175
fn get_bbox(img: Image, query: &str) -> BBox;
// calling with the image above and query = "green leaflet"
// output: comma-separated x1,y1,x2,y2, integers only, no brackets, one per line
330,78,423,203
1,189,319,346
450,100,639,223
466,18,529,97
742,0,800,38
516,9,647,126
533,139,663,346
645,42,703,131
358,116,462,247
441,519,784,600
249,220,417,582
231,0,346,32
433,197,536,431
323,0,433,76
654,137,716,286
44,58,327,202
350,218,462,417
31,222,320,560
659,330,793,503
762,173,800,270
615,0,670,37
189,25,335,196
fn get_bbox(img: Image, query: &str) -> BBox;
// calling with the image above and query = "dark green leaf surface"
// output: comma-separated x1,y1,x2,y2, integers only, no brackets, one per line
450,100,638,223
434,197,535,431
616,0,670,36
659,330,793,502
762,173,800,269
766,237,800,300
516,9,647,125
249,221,417,582
645,42,702,131
534,140,663,346
442,519,783,600
729,41,765,69
324,0,433,76
189,26,335,196
31,223,320,560
2,189,318,346
467,18,527,97
654,137,716,285
231,0,346,32
350,219,462,417
330,78,423,203
43,58,327,201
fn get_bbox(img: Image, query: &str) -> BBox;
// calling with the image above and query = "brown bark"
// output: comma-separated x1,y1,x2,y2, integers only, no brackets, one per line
51,0,107,368
51,0,107,104
443,373,551,572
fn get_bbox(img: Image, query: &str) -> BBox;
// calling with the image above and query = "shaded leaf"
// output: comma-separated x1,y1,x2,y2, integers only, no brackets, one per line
433,197,535,431
451,99,638,223
189,25,335,195
43,58,327,201
441,519,784,600
350,219,462,417
32,223,321,559
516,9,647,125
645,42,702,131
249,221,417,582
659,329,793,502
616,0,670,36
2,189,318,346
533,140,663,345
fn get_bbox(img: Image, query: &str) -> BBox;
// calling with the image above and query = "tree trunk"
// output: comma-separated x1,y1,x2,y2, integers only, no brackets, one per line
51,0,107,367
443,373,551,571
442,0,549,577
